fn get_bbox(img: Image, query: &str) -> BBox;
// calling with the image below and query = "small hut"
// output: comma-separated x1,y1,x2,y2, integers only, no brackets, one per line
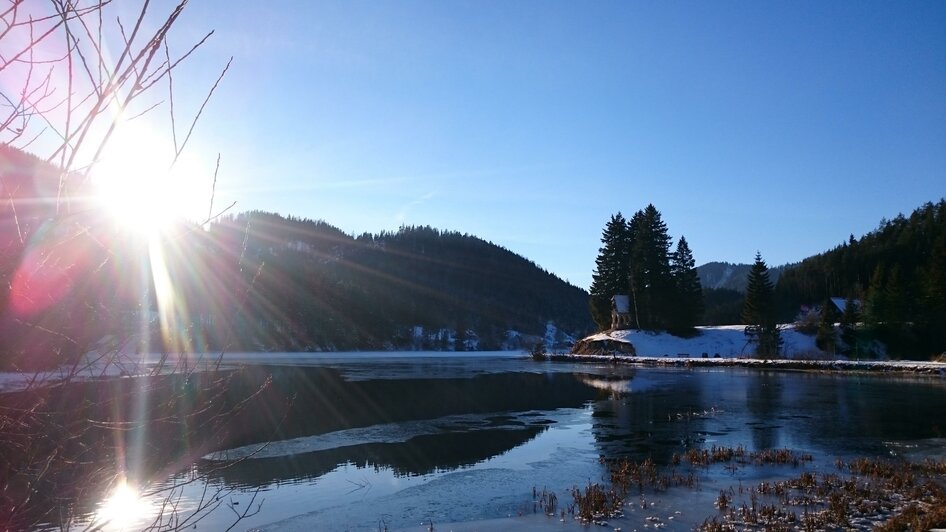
611,295,631,330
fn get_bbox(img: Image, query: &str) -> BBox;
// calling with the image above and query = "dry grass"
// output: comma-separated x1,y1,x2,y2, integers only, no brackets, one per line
876,501,946,531
700,457,946,531
567,449,946,531
673,445,811,468
571,482,623,522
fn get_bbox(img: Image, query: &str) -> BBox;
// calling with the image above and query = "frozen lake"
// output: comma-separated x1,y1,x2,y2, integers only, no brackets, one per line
53,352,946,530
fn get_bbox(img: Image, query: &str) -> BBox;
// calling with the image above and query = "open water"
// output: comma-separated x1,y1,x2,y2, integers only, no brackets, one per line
59,352,946,530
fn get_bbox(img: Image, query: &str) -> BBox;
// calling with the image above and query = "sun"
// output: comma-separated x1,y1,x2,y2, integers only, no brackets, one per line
94,478,154,530
91,124,209,237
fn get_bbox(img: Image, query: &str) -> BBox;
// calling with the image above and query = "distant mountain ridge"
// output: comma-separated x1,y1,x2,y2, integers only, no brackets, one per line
697,261,788,293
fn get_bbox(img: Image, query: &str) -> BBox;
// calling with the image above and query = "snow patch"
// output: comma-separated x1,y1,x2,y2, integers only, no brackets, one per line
582,325,821,358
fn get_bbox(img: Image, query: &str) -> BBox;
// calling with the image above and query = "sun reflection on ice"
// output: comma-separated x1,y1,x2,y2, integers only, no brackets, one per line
93,479,154,531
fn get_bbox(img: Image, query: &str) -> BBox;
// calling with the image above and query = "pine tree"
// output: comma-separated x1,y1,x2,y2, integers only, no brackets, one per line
629,205,674,330
627,210,645,329
669,236,703,334
742,252,773,326
743,252,782,358
884,265,908,325
589,213,633,330
922,234,946,355
864,264,887,328
815,298,838,355
839,292,861,357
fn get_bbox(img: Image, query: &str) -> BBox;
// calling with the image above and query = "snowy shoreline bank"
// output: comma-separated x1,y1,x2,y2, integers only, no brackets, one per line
549,352,946,376
563,325,946,376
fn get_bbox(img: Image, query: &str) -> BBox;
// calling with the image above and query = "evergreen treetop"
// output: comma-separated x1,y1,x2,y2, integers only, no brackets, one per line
590,212,632,297
588,205,704,335
742,252,775,326
629,205,674,330
742,252,782,358
589,212,633,329
669,236,704,334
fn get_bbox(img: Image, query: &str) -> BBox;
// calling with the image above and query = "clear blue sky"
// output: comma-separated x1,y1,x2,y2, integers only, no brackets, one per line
170,1,945,290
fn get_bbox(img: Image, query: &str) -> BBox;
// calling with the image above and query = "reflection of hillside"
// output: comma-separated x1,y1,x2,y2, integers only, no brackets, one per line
220,367,600,450
588,370,946,467
199,425,547,486
5,366,599,527
588,373,707,464
749,372,946,455
0,369,256,529
198,367,602,486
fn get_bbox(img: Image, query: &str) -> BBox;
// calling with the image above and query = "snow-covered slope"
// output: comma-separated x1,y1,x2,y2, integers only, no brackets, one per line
580,325,821,358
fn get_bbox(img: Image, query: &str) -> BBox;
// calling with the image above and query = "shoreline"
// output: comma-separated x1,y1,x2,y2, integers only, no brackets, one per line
548,352,946,376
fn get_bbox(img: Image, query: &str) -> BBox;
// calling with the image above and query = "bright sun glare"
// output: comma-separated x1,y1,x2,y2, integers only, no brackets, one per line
94,478,153,530
92,124,208,237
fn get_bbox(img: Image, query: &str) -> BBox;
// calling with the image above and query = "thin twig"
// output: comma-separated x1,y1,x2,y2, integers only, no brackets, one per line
207,153,220,221
174,56,231,165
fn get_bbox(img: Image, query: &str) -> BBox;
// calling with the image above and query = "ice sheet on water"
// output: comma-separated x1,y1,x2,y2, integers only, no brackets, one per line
885,438,946,461
204,411,551,461
254,425,603,531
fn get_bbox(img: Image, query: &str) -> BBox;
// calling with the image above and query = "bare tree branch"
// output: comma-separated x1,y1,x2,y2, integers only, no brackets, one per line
174,55,231,164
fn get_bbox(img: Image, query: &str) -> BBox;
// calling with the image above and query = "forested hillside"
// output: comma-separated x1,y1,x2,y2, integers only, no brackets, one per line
1,145,592,365
774,200,946,357
188,212,593,351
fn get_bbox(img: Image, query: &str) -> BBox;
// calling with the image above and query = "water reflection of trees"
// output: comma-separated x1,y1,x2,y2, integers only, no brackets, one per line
588,371,705,465
0,369,268,529
588,369,946,464
221,367,600,447
1,367,601,528
766,373,946,455
198,425,548,486
194,368,602,486
746,371,783,450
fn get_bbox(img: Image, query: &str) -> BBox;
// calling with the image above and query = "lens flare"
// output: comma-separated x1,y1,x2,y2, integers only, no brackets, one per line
94,478,154,530
91,123,208,238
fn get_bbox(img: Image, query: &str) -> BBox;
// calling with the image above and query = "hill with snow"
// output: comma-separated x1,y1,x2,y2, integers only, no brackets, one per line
576,325,823,359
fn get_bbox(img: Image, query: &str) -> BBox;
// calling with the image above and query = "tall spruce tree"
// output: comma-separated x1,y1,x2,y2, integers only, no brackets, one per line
884,265,908,325
742,252,782,358
922,234,946,354
669,236,703,334
839,292,862,357
589,213,633,330
864,264,888,328
627,210,645,329
629,205,674,330
815,297,838,355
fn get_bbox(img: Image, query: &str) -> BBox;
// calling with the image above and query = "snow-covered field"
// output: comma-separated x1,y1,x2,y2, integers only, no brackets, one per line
582,324,822,358
568,325,946,375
